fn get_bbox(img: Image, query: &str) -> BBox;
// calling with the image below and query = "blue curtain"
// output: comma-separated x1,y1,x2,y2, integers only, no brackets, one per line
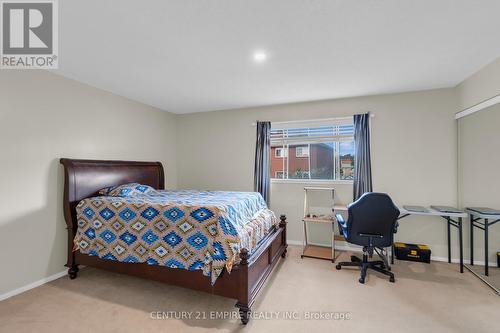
254,121,271,205
353,114,373,201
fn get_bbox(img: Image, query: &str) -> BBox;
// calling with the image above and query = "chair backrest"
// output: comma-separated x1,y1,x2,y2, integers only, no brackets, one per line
346,192,400,247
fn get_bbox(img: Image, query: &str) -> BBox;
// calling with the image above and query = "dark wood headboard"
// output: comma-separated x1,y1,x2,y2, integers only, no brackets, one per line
59,158,165,240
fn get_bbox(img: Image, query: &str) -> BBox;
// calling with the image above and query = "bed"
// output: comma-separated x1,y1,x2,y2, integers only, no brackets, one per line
60,159,287,324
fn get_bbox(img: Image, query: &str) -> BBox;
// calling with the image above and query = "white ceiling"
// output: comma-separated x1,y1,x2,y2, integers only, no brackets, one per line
56,0,500,114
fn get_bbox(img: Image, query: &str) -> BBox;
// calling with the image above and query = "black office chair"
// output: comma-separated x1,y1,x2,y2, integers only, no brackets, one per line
335,192,400,284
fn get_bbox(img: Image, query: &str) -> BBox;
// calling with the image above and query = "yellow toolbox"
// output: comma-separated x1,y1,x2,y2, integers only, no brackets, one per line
394,242,431,263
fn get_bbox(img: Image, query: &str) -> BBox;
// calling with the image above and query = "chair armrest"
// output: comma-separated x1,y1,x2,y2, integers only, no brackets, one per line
336,214,348,239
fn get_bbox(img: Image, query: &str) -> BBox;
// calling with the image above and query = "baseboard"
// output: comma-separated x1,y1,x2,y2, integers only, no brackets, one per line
0,270,67,302
287,239,498,267
429,256,496,267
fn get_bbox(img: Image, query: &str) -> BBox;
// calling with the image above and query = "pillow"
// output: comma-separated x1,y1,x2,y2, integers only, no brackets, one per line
98,183,157,197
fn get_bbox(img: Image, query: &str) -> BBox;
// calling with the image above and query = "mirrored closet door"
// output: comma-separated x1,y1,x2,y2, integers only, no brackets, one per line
458,103,500,295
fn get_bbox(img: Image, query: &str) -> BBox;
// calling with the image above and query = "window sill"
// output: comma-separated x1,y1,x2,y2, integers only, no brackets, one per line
271,179,353,185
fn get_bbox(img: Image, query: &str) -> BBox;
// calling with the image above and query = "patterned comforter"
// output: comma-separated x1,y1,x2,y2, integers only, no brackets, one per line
74,190,277,284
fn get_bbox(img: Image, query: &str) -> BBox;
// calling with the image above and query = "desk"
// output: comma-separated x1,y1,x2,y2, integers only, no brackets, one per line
466,208,500,276
396,206,467,273
334,205,467,273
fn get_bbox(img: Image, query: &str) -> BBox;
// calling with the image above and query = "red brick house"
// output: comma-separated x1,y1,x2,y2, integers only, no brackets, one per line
271,144,334,179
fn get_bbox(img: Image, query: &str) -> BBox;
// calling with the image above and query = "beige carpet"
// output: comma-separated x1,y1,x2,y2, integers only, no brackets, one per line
1,246,499,333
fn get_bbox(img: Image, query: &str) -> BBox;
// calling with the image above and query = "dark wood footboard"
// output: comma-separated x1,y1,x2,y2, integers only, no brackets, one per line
234,215,288,323
60,158,287,325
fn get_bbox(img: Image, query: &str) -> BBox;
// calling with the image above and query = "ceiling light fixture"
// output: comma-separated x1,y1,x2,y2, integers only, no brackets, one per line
253,51,268,63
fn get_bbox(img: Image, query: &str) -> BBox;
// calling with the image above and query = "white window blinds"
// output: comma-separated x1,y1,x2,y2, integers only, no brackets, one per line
270,117,355,181
270,118,354,145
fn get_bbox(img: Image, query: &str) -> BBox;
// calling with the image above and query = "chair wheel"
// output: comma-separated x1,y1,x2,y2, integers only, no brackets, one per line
335,264,341,270
359,278,365,284
389,276,395,283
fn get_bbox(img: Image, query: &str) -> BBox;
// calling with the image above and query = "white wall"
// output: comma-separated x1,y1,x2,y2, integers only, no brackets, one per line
456,56,500,110
0,70,177,296
176,89,459,256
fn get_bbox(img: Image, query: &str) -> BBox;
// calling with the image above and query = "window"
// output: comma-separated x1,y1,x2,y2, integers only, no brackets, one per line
275,147,287,158
270,119,355,181
295,146,309,157
275,171,286,179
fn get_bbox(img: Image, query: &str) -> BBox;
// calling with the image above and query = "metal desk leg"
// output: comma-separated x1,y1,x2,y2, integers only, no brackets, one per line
485,219,489,276
459,217,463,273
470,214,474,266
447,217,451,263
391,244,395,265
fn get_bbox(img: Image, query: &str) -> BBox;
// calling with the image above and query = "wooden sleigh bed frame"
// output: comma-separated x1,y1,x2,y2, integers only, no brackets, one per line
60,158,287,324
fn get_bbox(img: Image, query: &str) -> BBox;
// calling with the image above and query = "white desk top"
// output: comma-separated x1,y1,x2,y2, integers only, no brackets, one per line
465,208,500,219
333,204,467,218
399,206,467,218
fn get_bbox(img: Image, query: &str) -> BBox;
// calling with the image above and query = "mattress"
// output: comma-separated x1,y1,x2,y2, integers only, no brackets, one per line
74,190,277,284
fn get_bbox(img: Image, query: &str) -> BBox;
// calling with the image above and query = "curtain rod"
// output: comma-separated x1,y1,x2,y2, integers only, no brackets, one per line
251,113,374,126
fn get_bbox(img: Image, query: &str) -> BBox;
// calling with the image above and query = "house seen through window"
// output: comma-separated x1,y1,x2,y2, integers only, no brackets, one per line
270,119,355,181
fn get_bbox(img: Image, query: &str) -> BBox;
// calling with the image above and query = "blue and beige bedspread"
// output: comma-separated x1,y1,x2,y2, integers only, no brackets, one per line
74,190,277,284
